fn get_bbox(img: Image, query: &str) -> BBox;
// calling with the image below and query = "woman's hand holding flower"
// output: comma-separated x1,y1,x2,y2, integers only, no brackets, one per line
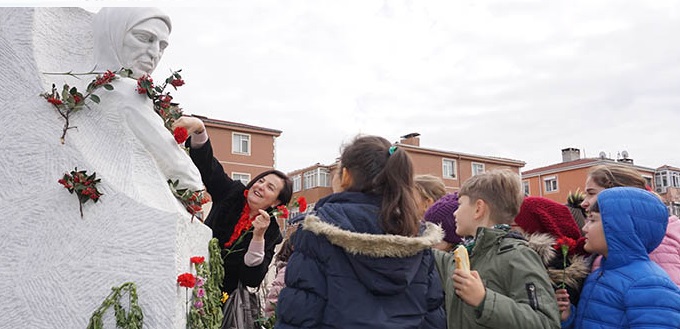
252,209,271,242
173,116,205,135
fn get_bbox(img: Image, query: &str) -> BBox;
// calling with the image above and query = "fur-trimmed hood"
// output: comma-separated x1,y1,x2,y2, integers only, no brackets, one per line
302,215,444,258
294,191,444,295
524,232,591,290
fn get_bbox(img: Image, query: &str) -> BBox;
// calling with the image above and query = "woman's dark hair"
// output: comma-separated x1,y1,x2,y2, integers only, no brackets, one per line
246,169,293,206
340,135,419,236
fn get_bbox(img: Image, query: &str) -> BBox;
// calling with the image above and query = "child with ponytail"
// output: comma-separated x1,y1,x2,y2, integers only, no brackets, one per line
275,135,446,328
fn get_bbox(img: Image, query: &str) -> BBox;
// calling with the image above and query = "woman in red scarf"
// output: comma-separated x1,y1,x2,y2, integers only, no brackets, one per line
175,116,293,294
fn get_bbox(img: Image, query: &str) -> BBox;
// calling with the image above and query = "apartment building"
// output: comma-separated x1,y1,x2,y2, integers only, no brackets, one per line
654,165,680,216
287,133,526,209
523,148,680,216
193,114,282,184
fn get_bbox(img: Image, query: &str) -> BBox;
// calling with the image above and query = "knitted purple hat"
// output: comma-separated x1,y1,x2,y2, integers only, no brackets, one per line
424,192,463,245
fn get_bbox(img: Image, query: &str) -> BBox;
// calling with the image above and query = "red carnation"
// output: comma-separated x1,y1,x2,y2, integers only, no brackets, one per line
297,197,307,212
57,178,71,189
190,256,205,265
177,272,196,288
187,204,203,214
554,236,576,254
200,194,211,205
47,97,63,106
136,75,153,94
173,126,188,144
276,205,289,219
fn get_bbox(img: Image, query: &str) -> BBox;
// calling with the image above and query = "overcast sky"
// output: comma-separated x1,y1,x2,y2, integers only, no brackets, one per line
19,1,680,173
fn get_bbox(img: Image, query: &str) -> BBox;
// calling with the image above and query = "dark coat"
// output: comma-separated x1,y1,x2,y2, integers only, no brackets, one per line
189,139,282,294
276,192,446,329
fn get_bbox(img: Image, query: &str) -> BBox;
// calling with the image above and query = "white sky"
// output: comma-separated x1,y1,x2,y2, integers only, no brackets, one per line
12,1,680,173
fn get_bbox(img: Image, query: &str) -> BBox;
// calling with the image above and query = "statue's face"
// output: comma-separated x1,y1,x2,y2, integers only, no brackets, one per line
121,18,170,77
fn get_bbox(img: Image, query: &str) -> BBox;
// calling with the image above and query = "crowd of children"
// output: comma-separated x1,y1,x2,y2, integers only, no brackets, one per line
179,122,680,328
269,137,680,329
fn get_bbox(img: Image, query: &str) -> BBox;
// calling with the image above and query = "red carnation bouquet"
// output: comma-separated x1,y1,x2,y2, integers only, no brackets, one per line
58,167,103,218
41,68,132,144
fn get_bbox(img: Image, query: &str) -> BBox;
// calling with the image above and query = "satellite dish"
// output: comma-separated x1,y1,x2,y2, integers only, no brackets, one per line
621,150,629,159
599,151,607,159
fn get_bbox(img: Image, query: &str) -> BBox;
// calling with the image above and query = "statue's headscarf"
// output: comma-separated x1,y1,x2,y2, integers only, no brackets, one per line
93,7,172,73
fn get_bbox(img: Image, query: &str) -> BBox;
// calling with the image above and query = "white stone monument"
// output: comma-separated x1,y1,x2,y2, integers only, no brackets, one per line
0,7,212,329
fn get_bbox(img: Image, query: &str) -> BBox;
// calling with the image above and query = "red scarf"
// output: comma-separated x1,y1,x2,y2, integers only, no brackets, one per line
224,190,255,248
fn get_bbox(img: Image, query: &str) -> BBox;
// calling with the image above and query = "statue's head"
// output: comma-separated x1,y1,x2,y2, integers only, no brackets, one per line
93,8,172,78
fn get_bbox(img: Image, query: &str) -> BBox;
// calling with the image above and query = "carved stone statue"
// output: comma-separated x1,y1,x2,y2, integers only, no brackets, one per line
0,8,211,329
90,7,203,193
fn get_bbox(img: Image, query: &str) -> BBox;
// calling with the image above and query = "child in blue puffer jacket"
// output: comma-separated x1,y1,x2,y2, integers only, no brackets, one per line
559,187,680,328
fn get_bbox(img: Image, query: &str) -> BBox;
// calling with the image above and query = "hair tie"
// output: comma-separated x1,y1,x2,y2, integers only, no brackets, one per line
388,145,397,155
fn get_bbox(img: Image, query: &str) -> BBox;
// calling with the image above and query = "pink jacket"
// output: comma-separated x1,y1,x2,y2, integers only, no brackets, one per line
264,261,287,317
592,215,680,286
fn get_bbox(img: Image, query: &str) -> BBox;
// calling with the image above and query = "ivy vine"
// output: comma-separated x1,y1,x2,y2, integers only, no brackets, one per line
86,282,143,329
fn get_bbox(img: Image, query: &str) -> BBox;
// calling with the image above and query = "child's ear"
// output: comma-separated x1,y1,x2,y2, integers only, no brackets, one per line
341,168,353,189
473,199,486,220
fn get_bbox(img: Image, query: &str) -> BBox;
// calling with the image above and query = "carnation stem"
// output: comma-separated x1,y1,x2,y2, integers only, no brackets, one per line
186,288,190,329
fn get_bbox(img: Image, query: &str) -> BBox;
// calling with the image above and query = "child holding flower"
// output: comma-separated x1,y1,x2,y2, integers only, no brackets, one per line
510,196,591,307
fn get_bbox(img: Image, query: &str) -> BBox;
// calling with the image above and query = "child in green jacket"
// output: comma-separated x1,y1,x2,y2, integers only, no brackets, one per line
434,169,560,328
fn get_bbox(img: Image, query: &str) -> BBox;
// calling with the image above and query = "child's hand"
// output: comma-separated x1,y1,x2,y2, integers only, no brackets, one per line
252,209,271,241
555,288,571,321
452,269,486,307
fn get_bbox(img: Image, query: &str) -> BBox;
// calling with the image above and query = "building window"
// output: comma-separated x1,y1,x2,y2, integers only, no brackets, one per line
319,169,331,187
544,176,558,193
232,133,250,155
472,162,485,176
442,159,457,179
643,176,653,189
292,175,301,192
655,171,668,188
672,172,680,188
304,170,317,189
304,168,331,190
232,172,250,186
522,181,530,196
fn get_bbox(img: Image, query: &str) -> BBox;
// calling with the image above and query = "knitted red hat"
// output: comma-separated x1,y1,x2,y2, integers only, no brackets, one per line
514,196,586,254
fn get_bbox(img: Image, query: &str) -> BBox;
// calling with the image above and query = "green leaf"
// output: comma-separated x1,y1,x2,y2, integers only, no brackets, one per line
61,85,70,100
103,84,114,91
69,86,78,95
90,94,100,104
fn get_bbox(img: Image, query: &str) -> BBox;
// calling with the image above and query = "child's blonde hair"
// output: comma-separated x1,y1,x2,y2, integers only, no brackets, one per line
459,169,523,224
414,174,447,202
